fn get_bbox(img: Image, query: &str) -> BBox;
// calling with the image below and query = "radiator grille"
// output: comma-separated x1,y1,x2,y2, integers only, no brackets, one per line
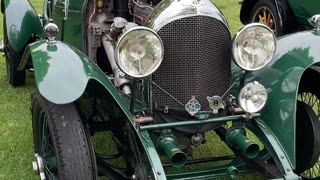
152,16,231,111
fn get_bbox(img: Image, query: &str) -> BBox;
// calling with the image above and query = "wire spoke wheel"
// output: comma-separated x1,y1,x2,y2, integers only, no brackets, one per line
32,91,96,180
295,68,320,179
253,7,276,33
39,110,58,179
250,0,281,36
297,91,320,179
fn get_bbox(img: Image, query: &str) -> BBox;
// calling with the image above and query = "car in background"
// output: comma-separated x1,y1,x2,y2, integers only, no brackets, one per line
240,0,320,36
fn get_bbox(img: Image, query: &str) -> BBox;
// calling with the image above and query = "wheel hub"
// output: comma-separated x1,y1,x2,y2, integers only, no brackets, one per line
32,153,46,180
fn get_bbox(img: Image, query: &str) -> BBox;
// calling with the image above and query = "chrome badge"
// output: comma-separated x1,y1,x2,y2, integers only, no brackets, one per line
185,96,201,116
207,96,225,114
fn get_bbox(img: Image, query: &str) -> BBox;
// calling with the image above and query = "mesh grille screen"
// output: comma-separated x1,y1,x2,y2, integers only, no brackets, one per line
152,16,231,110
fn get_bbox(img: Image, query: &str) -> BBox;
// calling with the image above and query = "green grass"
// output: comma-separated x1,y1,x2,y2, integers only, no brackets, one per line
213,0,243,35
0,0,252,179
0,1,40,179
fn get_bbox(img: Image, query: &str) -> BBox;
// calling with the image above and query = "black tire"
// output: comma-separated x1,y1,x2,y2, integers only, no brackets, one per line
296,68,320,179
31,90,97,180
249,0,282,36
3,15,25,86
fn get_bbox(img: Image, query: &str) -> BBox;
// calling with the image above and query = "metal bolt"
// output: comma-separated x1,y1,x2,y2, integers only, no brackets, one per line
157,171,161,175
286,168,290,172
280,155,284,159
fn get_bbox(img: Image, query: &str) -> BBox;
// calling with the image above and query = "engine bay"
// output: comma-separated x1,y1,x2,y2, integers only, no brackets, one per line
84,0,161,95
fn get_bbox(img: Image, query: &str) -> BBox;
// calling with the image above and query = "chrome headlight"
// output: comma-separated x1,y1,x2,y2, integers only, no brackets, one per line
115,27,164,78
239,81,268,113
232,23,276,71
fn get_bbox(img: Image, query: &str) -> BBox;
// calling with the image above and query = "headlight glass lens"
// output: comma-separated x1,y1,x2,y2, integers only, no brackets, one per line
115,27,164,78
239,81,268,113
232,23,276,71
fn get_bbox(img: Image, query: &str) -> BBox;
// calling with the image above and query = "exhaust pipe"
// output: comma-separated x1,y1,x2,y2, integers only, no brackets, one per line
226,128,259,159
157,133,186,168
102,34,131,95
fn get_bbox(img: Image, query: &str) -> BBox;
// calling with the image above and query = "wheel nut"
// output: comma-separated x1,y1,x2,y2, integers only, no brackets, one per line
32,161,39,175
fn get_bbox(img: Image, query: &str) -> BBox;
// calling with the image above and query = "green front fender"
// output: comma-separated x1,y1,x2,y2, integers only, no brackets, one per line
24,41,166,180
236,31,320,168
25,40,167,179
2,0,44,53
24,40,121,105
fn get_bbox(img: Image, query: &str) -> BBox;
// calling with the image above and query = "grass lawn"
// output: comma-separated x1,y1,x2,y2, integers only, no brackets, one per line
0,0,253,179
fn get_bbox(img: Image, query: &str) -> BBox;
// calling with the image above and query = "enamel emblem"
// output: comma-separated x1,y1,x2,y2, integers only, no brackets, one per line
207,96,225,114
185,96,201,116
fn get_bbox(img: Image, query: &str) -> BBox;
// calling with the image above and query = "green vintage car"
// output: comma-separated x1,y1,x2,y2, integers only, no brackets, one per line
240,0,320,36
2,0,320,179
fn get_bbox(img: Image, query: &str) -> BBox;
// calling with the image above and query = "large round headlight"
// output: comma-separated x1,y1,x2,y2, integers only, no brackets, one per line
239,81,268,113
232,23,276,71
115,27,164,78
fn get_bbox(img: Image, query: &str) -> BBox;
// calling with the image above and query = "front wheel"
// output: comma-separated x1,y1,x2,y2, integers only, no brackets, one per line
296,68,320,179
3,16,25,86
31,91,97,179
